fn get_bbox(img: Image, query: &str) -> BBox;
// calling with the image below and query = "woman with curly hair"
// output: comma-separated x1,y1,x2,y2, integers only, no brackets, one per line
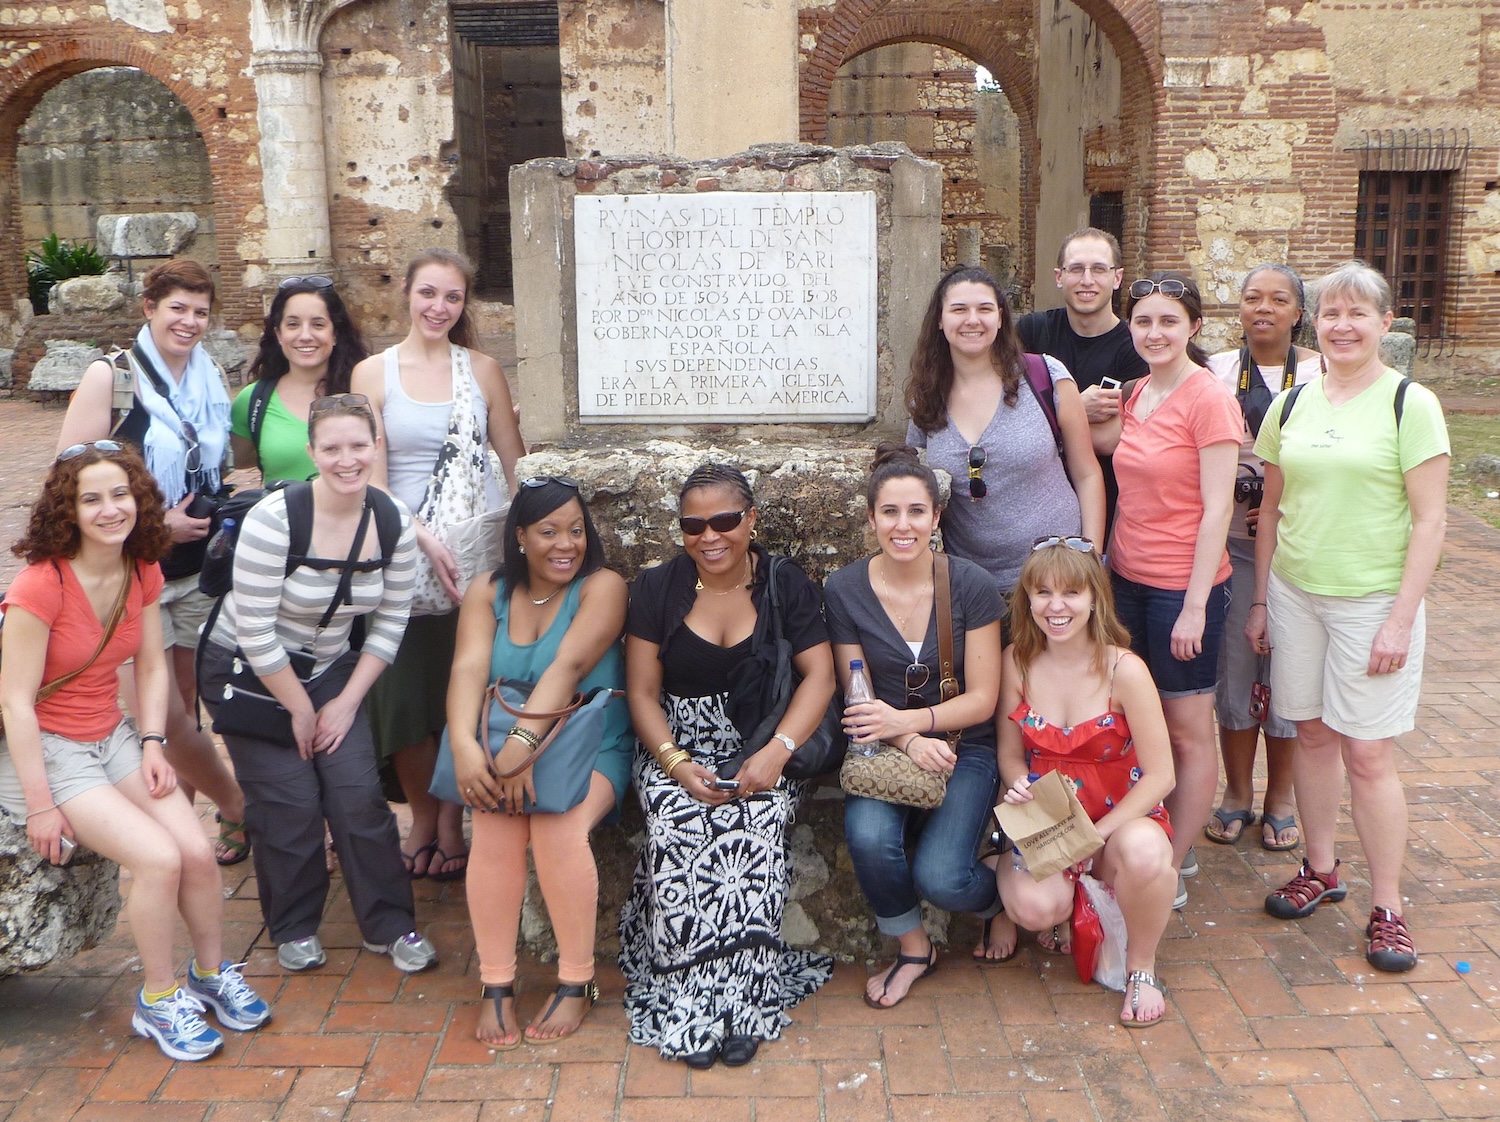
231,277,371,483
905,264,1104,607
0,443,270,1060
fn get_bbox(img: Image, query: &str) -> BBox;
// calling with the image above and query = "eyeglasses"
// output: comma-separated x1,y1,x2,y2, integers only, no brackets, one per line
967,445,987,500
57,439,125,463
904,663,930,709
175,418,203,475
679,509,746,536
521,475,580,491
279,275,335,289
308,393,371,420
1032,535,1096,554
1062,264,1119,279
1129,278,1187,301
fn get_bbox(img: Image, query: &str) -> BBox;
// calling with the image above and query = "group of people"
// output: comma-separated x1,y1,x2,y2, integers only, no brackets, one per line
0,233,1448,1065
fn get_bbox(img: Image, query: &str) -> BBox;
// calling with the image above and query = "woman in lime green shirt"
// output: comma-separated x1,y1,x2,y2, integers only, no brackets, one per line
231,278,371,483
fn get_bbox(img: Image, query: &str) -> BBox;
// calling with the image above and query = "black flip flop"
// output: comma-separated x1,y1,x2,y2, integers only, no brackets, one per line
863,947,938,1009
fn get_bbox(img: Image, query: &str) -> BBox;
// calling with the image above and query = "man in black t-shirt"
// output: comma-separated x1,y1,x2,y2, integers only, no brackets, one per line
1016,227,1147,536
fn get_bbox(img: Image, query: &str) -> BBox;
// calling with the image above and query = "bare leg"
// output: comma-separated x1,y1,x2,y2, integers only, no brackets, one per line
1095,818,1174,1024
1161,693,1218,869
1291,718,1345,875
1343,735,1406,912
995,856,1073,947
393,736,441,875
1210,724,1259,841
1261,733,1299,848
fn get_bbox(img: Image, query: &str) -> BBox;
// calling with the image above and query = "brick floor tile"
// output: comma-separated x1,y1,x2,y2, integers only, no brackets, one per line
1414,982,1500,1042
1170,989,1259,1052
341,952,405,1003
89,1045,173,1102
1155,1086,1301,1122
280,1066,363,1114
622,1048,687,1097
419,1065,554,1101
820,1060,891,1122
1331,955,1455,986
937,1015,1011,1059
1002,1023,1137,1059
989,965,1058,1025
1426,1078,1500,1118
1217,958,1299,1019
0,1069,37,1102
520,1028,631,1064
1335,1047,1441,1120
159,1067,296,1103
619,1098,751,1122
690,1060,819,1096
325,1001,448,1034
1207,1048,1347,1085
1291,984,1424,1016
1075,1055,1169,1122
549,1061,621,1122
1249,1013,1382,1050
475,1102,548,1122
1132,1020,1219,1088
4,1068,101,1122
346,1105,481,1122
1289,1082,1379,1121
356,1034,439,1100
949,1055,1082,1093
1250,929,1346,987
1049,990,1128,1027
890,1092,1027,1121
753,1097,822,1122
257,975,341,1034
241,1031,374,1068
771,1026,885,1061
70,1106,208,1122
1020,1090,1097,1122
882,1025,951,1094
1372,1009,1481,1079
820,993,937,1027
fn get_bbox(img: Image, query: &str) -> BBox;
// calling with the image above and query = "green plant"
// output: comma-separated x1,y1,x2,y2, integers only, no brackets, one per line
25,234,107,313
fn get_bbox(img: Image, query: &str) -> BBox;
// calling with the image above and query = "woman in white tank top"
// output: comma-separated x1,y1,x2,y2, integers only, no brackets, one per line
350,249,525,881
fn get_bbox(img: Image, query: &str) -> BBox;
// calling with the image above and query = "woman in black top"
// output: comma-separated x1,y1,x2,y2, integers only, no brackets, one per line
620,464,835,1070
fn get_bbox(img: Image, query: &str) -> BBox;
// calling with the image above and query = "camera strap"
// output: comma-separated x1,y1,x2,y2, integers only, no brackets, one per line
1235,345,1297,439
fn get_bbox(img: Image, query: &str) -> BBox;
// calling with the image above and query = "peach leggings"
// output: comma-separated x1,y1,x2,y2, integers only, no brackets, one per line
466,772,617,986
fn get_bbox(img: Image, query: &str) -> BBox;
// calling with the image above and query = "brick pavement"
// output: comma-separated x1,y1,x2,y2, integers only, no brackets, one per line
1,395,1498,1121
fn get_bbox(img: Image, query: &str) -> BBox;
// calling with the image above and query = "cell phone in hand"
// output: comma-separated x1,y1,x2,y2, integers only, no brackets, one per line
709,779,741,791
55,836,77,866
1099,376,1122,391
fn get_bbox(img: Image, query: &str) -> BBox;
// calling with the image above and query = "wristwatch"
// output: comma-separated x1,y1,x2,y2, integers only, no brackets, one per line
772,732,797,752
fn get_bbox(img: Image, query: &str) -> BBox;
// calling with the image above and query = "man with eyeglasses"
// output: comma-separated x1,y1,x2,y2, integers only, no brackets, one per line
1016,227,1147,536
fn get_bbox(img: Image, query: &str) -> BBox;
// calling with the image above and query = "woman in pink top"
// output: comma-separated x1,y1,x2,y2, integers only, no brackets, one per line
1096,272,1239,910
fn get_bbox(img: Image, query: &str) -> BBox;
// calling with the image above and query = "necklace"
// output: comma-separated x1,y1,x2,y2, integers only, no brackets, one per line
877,554,933,634
529,585,563,607
1137,360,1193,419
696,554,752,595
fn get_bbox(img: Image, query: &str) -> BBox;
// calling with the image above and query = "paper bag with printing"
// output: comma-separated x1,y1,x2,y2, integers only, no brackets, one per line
993,770,1104,881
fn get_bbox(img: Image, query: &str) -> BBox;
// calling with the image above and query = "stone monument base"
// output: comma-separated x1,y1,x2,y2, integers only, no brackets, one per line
0,818,120,977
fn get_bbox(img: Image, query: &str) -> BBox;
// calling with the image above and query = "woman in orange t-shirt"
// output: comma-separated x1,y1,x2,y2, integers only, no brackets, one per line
0,443,269,1061
1095,272,1240,910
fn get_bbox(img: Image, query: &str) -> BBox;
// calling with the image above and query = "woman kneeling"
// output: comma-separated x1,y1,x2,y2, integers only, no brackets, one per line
996,538,1177,1027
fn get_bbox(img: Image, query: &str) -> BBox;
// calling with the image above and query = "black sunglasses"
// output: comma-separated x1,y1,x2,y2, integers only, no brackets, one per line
521,475,580,491
679,509,747,536
1129,278,1187,301
904,662,930,709
1032,535,1096,554
967,445,987,501
279,275,335,290
57,439,126,463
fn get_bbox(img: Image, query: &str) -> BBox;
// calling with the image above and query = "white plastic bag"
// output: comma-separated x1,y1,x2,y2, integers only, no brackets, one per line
1080,874,1128,992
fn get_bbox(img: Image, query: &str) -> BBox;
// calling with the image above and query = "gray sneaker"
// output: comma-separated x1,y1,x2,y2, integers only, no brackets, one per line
363,932,437,973
277,936,327,972
1180,847,1199,879
1173,875,1188,911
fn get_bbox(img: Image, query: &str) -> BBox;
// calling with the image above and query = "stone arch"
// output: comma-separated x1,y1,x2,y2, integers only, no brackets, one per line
0,40,254,323
801,0,1161,288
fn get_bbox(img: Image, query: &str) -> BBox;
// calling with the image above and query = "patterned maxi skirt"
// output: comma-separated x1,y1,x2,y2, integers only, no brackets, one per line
618,691,833,1057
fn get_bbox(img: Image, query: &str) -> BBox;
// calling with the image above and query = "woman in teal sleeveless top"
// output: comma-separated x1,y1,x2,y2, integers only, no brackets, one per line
445,476,630,1050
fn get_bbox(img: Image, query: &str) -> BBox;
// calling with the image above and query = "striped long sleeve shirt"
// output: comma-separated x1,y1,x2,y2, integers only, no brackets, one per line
208,488,417,678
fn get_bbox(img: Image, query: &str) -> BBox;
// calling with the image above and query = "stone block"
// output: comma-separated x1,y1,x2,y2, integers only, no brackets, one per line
96,211,200,257
1468,453,1500,489
51,274,127,316
1391,317,1417,337
0,349,13,389
202,328,250,380
28,341,103,393
1381,332,1416,378
0,816,121,976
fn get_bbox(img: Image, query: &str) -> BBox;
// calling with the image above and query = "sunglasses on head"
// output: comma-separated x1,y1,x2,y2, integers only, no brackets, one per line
967,445,987,501
308,392,371,420
679,509,747,536
904,662,930,709
279,275,335,290
1032,535,1096,554
521,475,580,491
1129,278,1187,301
57,439,126,463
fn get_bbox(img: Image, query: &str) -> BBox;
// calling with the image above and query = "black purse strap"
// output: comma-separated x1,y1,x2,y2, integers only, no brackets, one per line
313,497,374,636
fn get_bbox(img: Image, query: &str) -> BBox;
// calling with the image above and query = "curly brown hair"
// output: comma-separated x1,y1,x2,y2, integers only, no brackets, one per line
905,265,1026,434
12,444,172,564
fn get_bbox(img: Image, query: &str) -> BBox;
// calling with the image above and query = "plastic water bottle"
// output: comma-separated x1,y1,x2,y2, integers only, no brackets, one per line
846,659,878,758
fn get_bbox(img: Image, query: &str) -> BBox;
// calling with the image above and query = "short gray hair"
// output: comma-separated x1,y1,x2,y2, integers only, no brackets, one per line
1311,261,1393,317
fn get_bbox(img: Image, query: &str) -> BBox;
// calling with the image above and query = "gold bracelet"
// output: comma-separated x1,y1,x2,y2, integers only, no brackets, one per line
660,750,691,776
507,726,542,751
654,740,676,760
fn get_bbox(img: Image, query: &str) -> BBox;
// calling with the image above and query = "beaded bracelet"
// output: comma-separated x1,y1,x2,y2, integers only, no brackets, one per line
506,726,542,751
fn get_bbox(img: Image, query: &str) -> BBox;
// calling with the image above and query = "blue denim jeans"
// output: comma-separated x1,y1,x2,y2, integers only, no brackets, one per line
843,741,1000,935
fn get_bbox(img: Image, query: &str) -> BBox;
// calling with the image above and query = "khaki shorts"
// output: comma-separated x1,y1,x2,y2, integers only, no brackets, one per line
1266,571,1426,741
0,720,142,824
159,573,213,650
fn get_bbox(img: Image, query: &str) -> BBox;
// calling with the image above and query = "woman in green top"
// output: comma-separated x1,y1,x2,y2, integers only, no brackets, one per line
231,278,371,483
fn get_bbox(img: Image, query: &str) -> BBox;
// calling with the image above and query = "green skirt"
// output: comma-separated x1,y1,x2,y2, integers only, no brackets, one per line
365,611,460,763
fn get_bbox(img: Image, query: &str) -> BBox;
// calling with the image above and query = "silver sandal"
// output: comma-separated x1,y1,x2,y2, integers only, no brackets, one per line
1121,969,1166,1029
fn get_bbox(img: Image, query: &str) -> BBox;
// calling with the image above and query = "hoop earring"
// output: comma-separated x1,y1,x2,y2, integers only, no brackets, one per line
750,529,758,540
519,546,526,555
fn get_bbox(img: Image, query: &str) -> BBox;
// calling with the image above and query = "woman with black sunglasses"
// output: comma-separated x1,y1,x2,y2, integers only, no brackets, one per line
904,265,1104,605
1095,271,1240,910
823,445,1009,1006
620,463,835,1069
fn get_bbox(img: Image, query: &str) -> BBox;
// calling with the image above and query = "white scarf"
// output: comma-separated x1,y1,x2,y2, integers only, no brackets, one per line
132,325,232,506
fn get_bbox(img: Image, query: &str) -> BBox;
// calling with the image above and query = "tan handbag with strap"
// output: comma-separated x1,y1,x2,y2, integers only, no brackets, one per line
839,552,961,810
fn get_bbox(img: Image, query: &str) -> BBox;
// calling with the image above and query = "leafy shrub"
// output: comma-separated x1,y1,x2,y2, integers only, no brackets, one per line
26,235,107,313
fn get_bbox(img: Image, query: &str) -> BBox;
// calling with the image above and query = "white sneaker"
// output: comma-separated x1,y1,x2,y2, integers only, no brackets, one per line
277,936,327,972
363,932,437,973
1173,875,1188,911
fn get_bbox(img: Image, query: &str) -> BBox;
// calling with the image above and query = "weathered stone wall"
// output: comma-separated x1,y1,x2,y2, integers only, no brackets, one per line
0,818,120,977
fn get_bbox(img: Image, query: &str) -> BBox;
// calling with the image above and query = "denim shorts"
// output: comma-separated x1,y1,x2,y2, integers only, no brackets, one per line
1110,572,1228,698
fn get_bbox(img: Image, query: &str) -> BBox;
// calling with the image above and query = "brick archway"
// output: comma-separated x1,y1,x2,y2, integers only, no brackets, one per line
0,39,258,324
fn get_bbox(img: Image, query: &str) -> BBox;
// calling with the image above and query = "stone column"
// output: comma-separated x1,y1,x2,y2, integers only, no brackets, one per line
248,0,360,277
